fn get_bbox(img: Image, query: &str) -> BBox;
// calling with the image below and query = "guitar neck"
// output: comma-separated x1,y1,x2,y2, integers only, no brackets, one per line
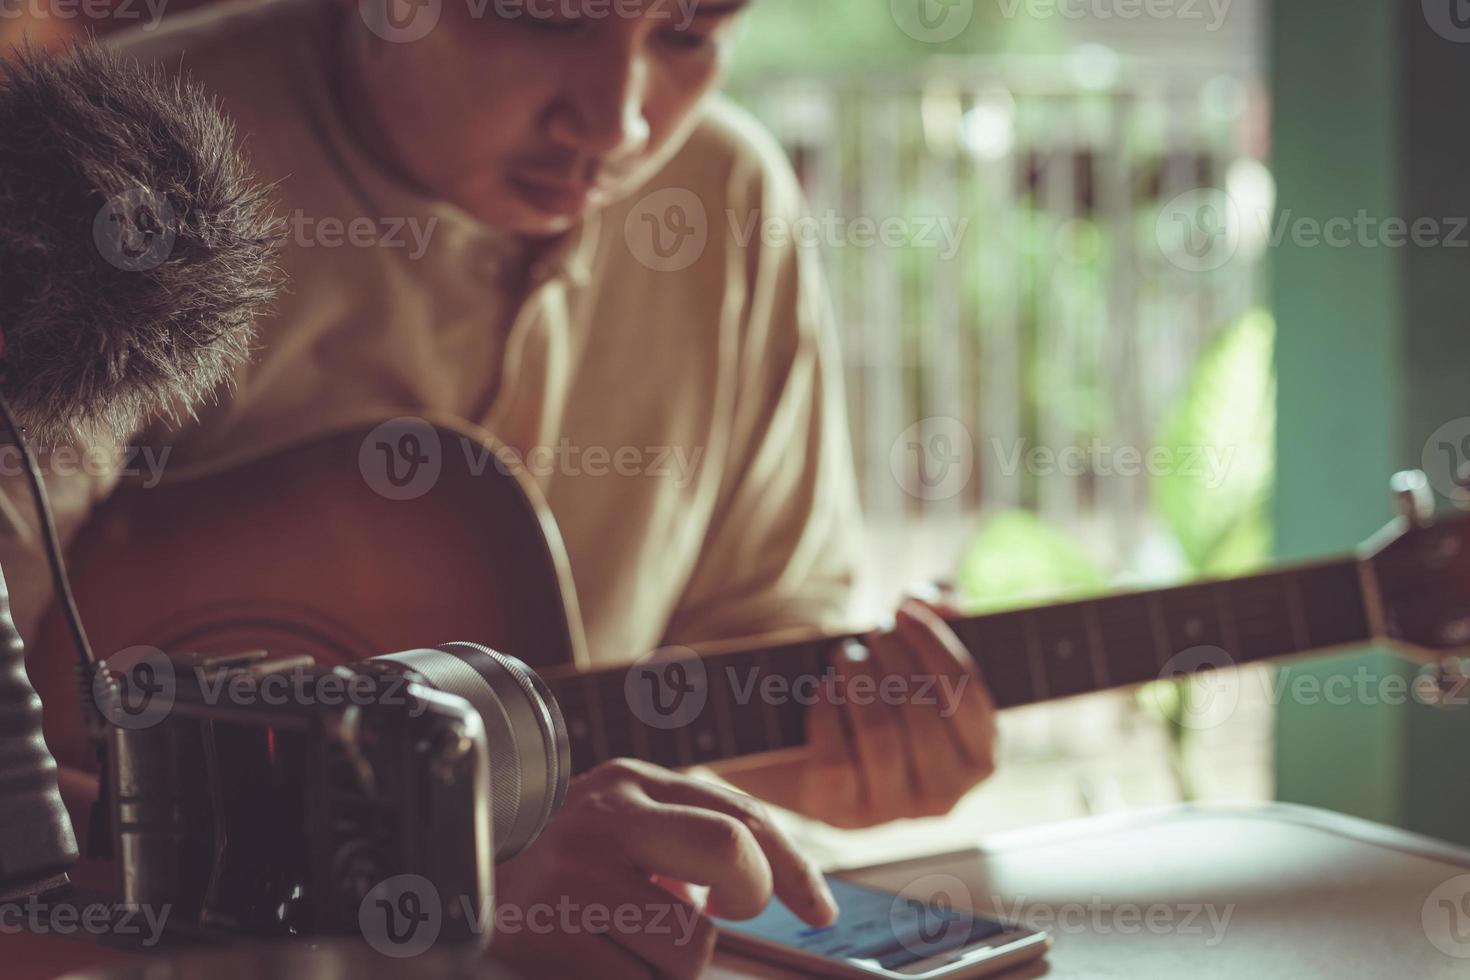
548,555,1375,775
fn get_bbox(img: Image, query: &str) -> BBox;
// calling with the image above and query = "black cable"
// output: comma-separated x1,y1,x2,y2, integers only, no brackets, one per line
0,387,99,672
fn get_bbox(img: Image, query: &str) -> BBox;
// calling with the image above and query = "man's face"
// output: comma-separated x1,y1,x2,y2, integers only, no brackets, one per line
339,0,747,235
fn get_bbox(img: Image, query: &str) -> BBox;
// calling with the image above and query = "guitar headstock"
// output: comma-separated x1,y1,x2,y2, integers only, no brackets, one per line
1362,472,1470,657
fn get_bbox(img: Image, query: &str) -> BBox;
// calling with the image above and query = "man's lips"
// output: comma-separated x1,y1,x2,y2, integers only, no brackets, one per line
506,171,612,217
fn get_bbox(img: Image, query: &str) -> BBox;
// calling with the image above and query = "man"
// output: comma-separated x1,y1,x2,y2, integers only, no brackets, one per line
4,0,999,973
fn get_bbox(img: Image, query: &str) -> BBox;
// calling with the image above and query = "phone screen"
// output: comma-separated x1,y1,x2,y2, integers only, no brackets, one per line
717,876,1015,973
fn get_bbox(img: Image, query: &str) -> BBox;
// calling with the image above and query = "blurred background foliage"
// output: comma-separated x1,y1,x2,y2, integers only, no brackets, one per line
730,0,1062,79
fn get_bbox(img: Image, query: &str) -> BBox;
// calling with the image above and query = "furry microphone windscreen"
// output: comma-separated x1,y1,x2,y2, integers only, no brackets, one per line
0,43,285,448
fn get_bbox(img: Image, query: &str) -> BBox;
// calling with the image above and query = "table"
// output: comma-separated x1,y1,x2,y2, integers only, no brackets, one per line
10,803,1470,978
710,803,1470,979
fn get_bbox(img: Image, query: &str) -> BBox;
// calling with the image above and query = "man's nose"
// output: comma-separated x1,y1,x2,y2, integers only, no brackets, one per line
547,42,652,162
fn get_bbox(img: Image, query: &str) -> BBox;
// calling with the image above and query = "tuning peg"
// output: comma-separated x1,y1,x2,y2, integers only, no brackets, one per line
1391,470,1434,525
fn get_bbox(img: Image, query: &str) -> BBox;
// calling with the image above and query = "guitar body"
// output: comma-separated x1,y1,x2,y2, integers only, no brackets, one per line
31,417,587,769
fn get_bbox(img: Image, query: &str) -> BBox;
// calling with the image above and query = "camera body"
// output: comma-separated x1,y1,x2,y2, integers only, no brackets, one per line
99,648,498,947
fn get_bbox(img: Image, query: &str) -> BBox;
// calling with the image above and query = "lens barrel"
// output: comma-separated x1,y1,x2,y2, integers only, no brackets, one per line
371,644,569,861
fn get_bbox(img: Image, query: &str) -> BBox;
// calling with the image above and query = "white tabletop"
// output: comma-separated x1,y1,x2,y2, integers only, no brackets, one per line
710,803,1470,979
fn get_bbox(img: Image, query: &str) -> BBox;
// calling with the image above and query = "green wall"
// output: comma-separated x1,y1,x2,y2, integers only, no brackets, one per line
1271,1,1470,842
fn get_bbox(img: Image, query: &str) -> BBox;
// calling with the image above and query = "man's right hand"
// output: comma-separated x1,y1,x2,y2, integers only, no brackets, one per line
490,758,838,979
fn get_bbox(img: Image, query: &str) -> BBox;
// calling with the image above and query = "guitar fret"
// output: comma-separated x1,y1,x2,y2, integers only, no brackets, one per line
1033,603,1096,699
1146,592,1170,669
1091,593,1162,689
1283,569,1312,650
1225,574,1301,662
1297,560,1372,649
1213,582,1240,657
953,613,1034,709
1161,584,1229,658
1083,601,1110,689
1022,612,1049,701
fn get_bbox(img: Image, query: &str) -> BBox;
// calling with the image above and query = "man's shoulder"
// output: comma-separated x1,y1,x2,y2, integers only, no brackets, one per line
654,94,804,219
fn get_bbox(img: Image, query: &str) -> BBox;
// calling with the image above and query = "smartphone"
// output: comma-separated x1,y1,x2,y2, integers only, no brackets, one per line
716,875,1050,979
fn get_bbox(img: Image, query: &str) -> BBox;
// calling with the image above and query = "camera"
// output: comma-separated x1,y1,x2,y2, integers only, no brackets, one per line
91,641,570,949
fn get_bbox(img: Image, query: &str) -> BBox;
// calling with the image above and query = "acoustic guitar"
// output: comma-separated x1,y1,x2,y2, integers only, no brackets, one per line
31,416,1470,777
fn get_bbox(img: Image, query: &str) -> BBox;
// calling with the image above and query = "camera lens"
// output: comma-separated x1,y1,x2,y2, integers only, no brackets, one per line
371,643,570,861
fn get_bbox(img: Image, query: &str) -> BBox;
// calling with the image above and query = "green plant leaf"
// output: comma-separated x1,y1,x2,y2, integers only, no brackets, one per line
955,509,1109,611
1152,308,1276,575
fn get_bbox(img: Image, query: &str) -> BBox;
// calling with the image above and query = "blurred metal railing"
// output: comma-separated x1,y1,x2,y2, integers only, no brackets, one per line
732,57,1267,603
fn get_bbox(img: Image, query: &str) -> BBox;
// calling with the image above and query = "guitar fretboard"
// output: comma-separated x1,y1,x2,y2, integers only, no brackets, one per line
547,557,1372,774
